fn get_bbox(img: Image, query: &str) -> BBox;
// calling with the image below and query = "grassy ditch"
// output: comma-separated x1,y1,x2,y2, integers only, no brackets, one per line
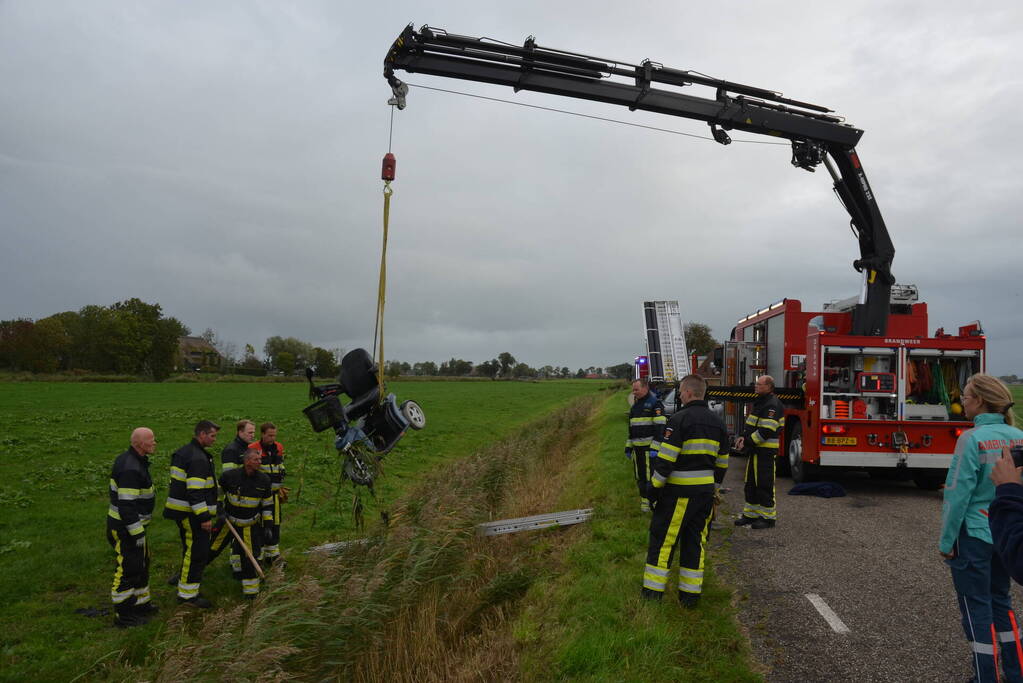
127,391,758,681
137,395,603,681
0,380,603,681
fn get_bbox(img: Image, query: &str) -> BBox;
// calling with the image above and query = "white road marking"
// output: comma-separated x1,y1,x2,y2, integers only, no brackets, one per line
805,593,851,634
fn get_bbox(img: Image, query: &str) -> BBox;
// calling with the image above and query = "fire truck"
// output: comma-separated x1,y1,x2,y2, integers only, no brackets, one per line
713,286,984,488
640,300,692,384
382,26,983,486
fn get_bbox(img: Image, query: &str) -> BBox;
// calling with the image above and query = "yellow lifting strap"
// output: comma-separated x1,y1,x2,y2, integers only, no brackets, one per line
374,181,393,400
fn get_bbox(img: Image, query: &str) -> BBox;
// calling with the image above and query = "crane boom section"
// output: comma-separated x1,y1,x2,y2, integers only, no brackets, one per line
384,25,895,336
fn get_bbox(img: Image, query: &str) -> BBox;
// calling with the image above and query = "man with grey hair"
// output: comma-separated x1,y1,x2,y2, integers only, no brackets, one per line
107,427,157,627
735,375,784,529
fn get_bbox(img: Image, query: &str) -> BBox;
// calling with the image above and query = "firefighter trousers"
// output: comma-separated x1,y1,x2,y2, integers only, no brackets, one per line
262,492,282,560
742,448,777,520
947,528,1023,683
174,517,210,600
632,447,652,512
643,491,714,598
235,524,264,595
107,525,150,608
208,518,242,574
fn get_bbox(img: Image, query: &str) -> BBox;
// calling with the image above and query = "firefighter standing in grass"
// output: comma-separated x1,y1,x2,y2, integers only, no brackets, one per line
735,375,783,529
107,427,158,627
219,446,274,597
163,419,220,608
642,374,729,606
625,378,667,512
252,422,287,565
209,419,256,576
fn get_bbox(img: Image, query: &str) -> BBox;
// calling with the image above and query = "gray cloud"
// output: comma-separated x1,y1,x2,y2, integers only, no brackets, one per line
2,1,1021,372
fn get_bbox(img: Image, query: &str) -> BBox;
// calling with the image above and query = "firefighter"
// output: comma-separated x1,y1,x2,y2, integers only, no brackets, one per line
642,374,729,606
941,374,1023,682
220,446,274,597
252,422,287,565
734,375,783,529
221,419,255,473
210,419,256,576
625,378,667,512
163,419,220,608
107,427,157,627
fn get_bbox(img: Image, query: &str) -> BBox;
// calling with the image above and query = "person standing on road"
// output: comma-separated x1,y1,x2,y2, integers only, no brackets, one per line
252,422,287,565
107,427,158,628
642,374,729,607
625,378,667,512
163,420,220,608
219,447,274,597
734,375,783,529
940,373,1023,682
210,419,256,575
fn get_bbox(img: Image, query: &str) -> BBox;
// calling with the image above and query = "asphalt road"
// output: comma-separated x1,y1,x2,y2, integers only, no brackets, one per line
717,458,1023,682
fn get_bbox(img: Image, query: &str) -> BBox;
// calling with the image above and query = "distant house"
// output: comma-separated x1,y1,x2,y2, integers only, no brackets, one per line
177,336,221,371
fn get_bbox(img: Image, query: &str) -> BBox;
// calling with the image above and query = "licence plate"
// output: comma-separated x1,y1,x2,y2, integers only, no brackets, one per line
823,436,857,446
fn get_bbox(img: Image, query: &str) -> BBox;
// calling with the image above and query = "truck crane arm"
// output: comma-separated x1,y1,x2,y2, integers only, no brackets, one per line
384,24,896,336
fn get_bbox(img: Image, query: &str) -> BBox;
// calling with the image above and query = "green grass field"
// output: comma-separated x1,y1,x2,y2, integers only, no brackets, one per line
0,382,761,678
0,380,611,680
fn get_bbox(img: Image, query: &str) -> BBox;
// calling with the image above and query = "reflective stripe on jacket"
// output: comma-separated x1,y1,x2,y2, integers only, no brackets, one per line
221,435,250,473
219,467,274,528
252,440,286,491
743,393,784,451
626,392,667,450
651,400,729,494
107,447,154,536
940,413,1023,553
163,439,218,522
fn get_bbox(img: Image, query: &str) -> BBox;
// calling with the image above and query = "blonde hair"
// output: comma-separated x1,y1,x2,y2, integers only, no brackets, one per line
966,373,1017,426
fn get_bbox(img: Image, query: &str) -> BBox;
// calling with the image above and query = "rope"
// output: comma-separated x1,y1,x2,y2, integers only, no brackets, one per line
374,181,392,401
406,83,789,146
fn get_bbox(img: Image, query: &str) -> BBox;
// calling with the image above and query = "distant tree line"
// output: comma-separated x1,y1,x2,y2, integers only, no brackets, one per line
3,301,705,382
0,299,188,380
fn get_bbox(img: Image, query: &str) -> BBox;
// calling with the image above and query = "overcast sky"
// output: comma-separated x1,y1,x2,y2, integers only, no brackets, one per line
2,1,1021,373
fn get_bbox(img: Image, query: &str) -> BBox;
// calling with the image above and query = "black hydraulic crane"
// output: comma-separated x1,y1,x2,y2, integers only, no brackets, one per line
384,24,896,336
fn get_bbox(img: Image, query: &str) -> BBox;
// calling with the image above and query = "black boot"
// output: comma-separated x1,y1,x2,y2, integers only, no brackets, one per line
734,516,756,526
113,602,143,628
679,593,700,609
751,518,776,529
133,601,159,618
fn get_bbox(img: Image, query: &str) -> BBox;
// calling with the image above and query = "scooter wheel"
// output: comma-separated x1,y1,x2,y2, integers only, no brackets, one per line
343,451,378,486
400,400,426,430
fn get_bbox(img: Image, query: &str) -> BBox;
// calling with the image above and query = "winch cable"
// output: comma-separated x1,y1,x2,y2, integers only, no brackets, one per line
374,105,398,401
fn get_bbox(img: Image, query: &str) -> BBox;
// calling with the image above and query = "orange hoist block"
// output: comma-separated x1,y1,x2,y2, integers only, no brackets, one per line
381,153,396,181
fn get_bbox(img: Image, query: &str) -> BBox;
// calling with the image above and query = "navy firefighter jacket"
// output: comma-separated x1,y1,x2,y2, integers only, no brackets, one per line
626,391,667,452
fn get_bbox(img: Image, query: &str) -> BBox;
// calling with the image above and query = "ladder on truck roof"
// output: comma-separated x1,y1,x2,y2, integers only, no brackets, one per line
643,300,691,384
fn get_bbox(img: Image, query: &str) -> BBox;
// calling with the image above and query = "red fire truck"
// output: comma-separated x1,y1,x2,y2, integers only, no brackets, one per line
382,27,986,489
713,285,984,488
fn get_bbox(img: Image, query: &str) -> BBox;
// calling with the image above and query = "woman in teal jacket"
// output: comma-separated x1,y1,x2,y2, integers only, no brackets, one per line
940,373,1023,683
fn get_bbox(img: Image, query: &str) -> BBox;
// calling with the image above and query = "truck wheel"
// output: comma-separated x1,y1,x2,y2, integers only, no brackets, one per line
400,400,426,430
788,422,818,483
